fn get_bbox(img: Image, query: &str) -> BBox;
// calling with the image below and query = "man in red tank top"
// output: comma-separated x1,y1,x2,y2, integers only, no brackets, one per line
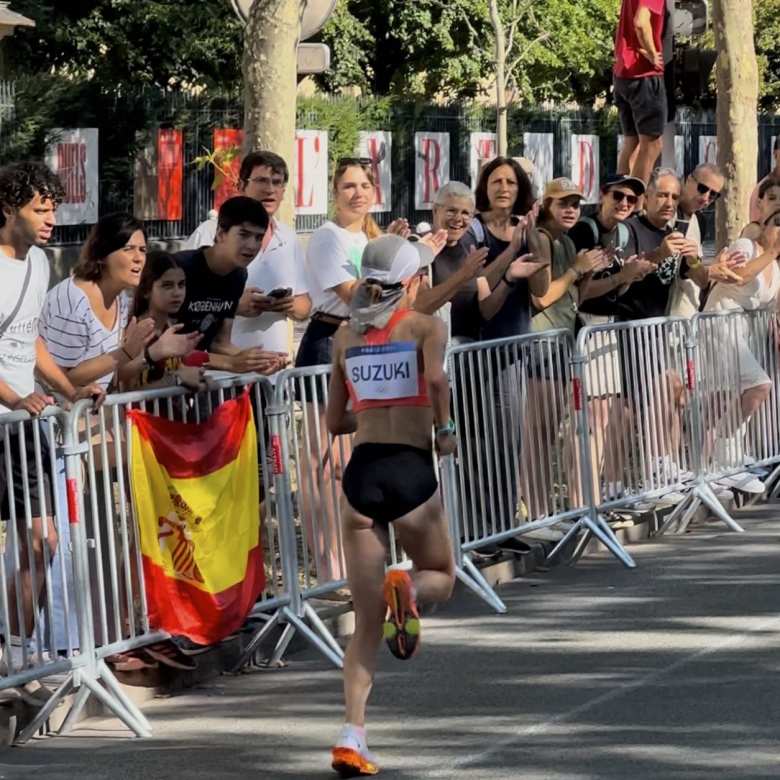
613,0,668,186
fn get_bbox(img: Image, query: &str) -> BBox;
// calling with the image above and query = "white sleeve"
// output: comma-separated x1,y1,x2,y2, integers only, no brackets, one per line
40,288,90,369
292,237,309,295
183,219,217,250
305,228,355,293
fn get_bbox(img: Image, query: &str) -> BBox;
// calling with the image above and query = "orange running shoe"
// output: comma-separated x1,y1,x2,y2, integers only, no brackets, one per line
331,746,379,777
382,569,421,660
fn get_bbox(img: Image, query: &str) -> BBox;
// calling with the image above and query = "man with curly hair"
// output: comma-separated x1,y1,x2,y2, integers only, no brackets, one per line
0,161,104,663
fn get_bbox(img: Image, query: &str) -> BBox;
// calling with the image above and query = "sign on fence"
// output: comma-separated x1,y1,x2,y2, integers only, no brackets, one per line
358,130,392,213
523,132,554,198
415,131,450,210
134,129,184,221
294,130,329,215
470,132,497,186
45,128,99,225
571,135,600,203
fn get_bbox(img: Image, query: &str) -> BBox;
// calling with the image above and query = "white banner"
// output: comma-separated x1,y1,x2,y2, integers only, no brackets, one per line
45,128,99,225
523,132,554,197
571,135,600,203
358,131,392,213
469,132,497,186
699,135,718,166
293,130,329,216
414,132,450,210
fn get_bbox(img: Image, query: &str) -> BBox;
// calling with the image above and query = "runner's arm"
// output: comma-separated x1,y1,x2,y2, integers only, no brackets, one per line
326,335,356,435
421,317,451,428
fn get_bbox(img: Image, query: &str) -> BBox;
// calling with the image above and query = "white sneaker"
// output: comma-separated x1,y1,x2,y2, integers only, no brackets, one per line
714,473,765,495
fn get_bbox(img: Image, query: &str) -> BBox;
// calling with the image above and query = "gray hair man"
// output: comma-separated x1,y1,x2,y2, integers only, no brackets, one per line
413,181,488,344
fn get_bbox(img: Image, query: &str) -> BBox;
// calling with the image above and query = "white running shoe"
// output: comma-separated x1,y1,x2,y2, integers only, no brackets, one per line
714,473,765,495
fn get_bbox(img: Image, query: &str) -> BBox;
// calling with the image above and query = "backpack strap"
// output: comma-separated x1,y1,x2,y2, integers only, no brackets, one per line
468,216,486,247
580,217,600,246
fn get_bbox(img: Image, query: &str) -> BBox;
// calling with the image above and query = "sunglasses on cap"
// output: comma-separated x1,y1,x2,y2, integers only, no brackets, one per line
691,175,721,201
609,190,638,206
338,147,387,167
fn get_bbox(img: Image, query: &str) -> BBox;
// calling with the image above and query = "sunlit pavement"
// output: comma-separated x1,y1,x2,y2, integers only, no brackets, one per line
3,504,780,780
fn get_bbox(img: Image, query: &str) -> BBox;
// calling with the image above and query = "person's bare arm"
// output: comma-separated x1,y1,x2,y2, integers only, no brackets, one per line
325,332,356,435
634,5,663,69
291,293,312,321
209,318,241,357
332,280,360,305
421,317,450,428
413,247,488,315
34,338,105,405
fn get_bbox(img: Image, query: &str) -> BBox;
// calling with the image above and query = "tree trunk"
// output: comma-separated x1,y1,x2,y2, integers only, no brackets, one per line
713,0,758,246
243,0,302,226
489,0,508,157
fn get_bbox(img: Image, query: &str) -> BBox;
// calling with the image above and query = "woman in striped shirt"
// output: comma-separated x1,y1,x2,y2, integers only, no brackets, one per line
41,213,198,392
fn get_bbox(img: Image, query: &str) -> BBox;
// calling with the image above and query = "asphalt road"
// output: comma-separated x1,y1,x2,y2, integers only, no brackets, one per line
2,504,780,780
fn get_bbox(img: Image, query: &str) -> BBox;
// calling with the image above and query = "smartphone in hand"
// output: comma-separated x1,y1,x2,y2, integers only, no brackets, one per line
268,287,293,300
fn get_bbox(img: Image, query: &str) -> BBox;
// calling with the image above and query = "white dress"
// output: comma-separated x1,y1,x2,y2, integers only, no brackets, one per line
704,244,780,391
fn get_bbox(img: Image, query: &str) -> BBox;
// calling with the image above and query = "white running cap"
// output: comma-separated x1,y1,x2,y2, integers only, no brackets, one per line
360,234,433,284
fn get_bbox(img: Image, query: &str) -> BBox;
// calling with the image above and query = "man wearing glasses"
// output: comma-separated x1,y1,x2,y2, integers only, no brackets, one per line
668,164,725,316
184,150,311,365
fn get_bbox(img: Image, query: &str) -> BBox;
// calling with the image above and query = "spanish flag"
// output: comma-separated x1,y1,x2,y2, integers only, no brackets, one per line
128,392,265,645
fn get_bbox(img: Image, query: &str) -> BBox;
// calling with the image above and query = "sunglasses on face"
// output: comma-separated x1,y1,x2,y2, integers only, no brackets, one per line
610,190,638,206
691,175,721,201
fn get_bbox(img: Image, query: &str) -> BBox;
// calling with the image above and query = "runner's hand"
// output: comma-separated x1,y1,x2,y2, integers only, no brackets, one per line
435,430,457,456
12,392,53,416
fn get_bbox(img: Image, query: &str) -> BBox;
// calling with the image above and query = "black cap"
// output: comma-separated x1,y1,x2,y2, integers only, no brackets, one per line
601,174,646,197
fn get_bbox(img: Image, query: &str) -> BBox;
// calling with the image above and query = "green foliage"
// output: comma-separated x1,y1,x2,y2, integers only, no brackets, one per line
755,0,780,110
315,0,620,105
5,0,243,92
297,94,394,172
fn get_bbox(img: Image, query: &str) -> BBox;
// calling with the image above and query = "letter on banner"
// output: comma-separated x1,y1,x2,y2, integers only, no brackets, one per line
699,135,718,165
134,129,184,221
571,135,600,203
294,130,329,215
523,132,554,198
45,128,98,225
470,132,497,185
213,128,244,211
415,132,450,210
358,131,392,212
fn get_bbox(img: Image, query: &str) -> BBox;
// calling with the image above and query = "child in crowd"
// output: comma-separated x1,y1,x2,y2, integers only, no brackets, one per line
126,250,208,391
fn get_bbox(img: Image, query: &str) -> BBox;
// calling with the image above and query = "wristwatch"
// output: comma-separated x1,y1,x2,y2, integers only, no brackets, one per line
436,420,456,437
502,273,517,288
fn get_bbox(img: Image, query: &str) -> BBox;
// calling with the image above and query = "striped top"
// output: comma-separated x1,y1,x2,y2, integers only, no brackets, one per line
40,278,131,390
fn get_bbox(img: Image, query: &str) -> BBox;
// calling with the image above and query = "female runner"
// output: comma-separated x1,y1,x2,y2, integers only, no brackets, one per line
326,234,457,776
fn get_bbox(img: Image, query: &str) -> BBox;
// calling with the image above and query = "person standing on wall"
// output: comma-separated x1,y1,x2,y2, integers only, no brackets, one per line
613,0,667,184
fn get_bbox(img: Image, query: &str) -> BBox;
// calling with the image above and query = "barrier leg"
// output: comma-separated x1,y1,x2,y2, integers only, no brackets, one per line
97,660,152,732
697,483,744,533
268,623,296,667
671,495,703,535
79,673,150,738
581,514,636,568
457,555,507,614
57,684,90,735
230,610,282,671
657,493,698,535
14,673,74,745
303,601,345,660
545,517,586,564
281,607,344,669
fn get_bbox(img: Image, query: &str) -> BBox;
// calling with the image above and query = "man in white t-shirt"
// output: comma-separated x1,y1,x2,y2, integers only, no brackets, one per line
184,151,310,360
667,163,725,317
0,162,104,646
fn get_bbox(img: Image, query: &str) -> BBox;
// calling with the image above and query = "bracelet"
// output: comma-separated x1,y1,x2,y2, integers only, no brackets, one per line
688,256,703,269
502,273,517,288
120,346,133,361
436,420,456,437
143,344,155,367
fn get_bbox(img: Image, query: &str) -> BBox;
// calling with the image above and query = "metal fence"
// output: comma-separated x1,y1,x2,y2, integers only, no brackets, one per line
3,309,780,742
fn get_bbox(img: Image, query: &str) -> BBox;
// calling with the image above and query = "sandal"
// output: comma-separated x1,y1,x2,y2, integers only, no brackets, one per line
143,641,197,671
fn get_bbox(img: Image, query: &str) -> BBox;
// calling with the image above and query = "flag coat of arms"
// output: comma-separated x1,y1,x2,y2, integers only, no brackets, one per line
129,392,264,645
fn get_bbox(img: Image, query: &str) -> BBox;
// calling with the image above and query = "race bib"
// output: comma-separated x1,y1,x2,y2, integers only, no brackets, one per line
346,342,419,402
